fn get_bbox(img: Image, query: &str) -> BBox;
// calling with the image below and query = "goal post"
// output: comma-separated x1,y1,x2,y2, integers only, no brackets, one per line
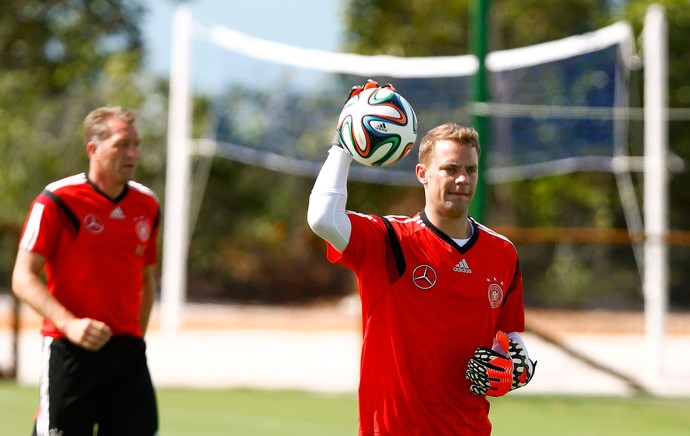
160,3,193,334
643,4,669,389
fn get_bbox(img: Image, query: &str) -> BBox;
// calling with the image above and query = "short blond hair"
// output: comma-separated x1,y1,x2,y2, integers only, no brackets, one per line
418,123,481,165
83,106,136,145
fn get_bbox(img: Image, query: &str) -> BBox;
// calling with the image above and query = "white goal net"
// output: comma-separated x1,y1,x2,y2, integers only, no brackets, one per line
188,19,636,186
162,4,674,392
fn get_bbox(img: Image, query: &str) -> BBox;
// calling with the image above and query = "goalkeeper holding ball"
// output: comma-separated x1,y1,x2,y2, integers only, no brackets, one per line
308,80,536,435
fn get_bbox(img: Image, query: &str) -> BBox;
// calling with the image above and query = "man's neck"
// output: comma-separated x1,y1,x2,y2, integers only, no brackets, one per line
424,208,472,239
88,172,126,199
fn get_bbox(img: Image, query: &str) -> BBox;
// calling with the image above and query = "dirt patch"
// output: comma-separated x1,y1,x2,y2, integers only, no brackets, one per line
527,308,690,335
2,295,690,335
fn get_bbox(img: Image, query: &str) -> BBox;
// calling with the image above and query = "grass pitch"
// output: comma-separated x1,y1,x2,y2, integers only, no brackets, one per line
2,381,690,435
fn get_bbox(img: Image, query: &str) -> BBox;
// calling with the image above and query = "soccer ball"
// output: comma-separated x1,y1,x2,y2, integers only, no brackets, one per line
337,87,417,167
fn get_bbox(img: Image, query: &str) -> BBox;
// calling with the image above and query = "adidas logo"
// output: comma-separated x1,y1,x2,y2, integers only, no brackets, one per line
453,259,472,273
110,207,126,219
373,122,388,132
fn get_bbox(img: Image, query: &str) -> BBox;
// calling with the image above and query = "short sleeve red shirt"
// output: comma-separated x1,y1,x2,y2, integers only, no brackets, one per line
18,173,160,338
327,211,524,436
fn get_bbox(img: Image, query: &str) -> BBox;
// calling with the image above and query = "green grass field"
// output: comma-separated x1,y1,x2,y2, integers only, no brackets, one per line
2,381,690,435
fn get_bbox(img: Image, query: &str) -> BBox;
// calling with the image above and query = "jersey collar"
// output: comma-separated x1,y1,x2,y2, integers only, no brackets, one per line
85,173,130,203
419,210,479,254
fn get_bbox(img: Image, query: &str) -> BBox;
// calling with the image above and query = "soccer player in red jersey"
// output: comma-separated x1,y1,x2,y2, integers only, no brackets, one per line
308,81,536,435
12,106,160,435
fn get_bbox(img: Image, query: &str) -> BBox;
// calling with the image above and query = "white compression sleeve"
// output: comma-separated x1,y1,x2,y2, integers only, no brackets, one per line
307,146,353,253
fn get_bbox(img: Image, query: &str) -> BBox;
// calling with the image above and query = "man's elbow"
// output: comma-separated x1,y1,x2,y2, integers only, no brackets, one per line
11,269,30,301
11,250,43,301
306,203,329,240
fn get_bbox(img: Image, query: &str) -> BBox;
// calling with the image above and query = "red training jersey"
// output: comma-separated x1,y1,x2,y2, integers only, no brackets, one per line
327,210,524,436
18,173,160,338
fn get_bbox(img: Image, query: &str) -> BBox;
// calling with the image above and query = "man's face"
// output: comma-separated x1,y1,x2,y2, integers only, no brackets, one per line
89,117,140,184
416,139,479,219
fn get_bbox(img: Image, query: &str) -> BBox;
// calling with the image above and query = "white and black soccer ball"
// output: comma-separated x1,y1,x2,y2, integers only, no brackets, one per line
337,87,417,167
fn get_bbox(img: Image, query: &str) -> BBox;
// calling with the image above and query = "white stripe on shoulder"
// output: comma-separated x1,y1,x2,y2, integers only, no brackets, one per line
345,210,374,220
44,173,87,192
346,211,389,225
383,214,417,224
476,221,516,247
127,180,159,200
19,202,45,251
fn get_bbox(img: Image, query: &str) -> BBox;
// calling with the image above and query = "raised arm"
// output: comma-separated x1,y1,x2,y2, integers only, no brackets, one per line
308,80,395,252
307,145,353,253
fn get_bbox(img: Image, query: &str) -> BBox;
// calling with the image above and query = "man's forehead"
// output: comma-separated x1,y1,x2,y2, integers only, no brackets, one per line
431,140,478,161
107,119,138,139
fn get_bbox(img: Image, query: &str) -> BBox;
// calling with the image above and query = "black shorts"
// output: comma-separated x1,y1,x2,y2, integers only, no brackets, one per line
33,335,158,436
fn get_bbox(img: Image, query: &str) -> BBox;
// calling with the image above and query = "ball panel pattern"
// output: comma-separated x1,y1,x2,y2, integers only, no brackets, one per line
337,88,417,167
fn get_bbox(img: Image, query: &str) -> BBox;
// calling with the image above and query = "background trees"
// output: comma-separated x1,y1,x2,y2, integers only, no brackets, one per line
0,1,169,224
1,0,688,308
339,0,690,309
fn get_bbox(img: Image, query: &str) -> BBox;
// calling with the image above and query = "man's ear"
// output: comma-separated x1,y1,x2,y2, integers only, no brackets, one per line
415,163,428,186
86,141,97,158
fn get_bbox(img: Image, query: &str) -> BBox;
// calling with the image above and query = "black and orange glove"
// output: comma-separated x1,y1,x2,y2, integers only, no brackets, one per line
345,79,395,102
465,332,514,397
466,331,537,396
506,333,537,390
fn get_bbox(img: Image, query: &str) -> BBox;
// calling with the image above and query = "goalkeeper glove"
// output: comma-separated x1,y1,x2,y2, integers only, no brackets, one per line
465,332,514,397
506,332,537,390
346,78,395,101
466,331,537,396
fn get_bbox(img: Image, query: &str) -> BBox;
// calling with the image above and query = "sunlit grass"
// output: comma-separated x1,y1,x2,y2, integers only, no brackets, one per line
2,381,690,435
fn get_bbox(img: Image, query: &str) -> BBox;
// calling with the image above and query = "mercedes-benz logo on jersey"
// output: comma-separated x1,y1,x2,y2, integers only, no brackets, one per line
412,265,437,290
83,214,104,234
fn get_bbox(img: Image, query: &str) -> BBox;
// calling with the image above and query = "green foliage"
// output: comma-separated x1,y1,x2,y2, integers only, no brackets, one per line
0,0,154,224
188,79,424,301
491,0,612,49
338,0,690,310
344,0,612,56
0,1,144,95
187,159,353,303
619,0,690,310
345,0,470,56
186,0,690,306
500,174,644,309
620,0,690,234
506,173,619,228
0,0,172,295
2,0,689,308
